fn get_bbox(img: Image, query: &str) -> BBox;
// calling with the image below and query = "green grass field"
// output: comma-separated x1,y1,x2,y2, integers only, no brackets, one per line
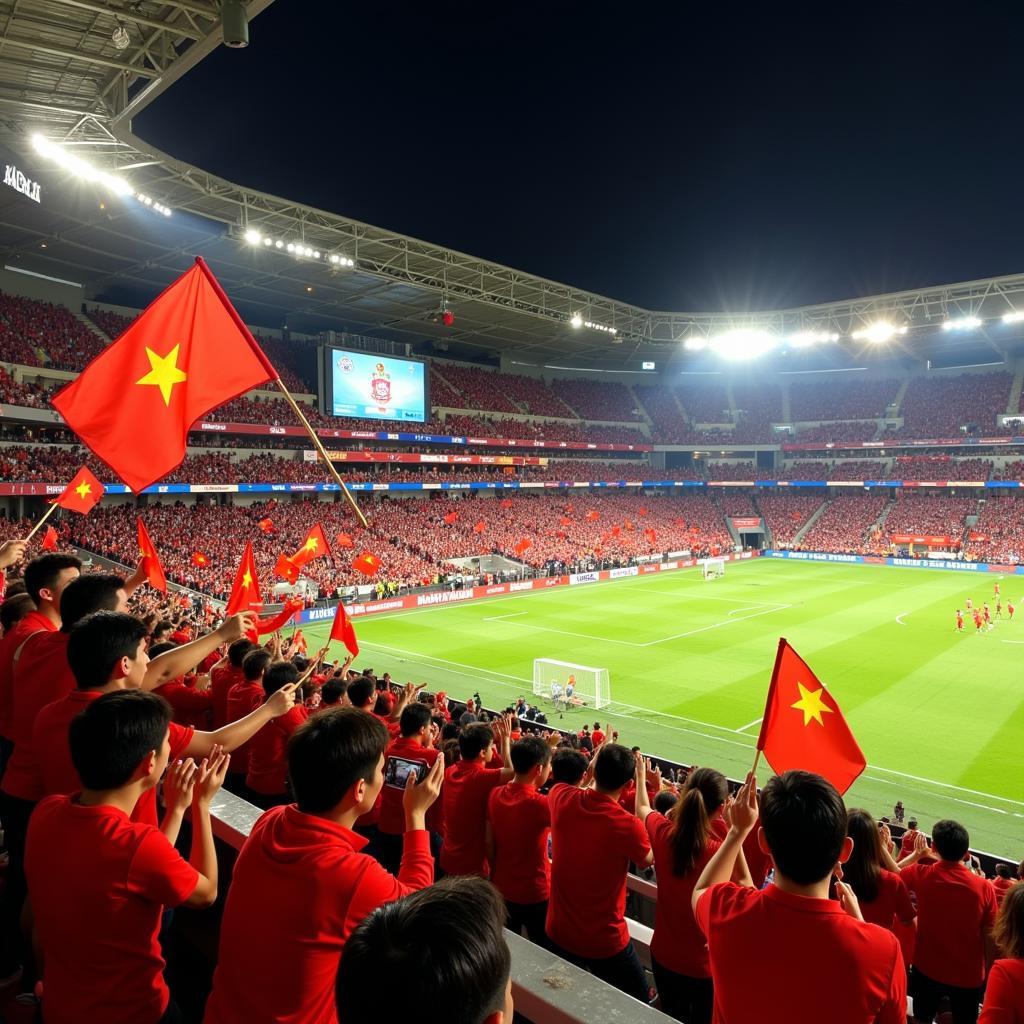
300,559,1024,856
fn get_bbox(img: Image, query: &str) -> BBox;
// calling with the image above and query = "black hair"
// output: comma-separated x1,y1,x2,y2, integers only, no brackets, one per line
320,678,345,705
510,736,551,775
67,611,148,690
907,818,918,829
668,767,728,876
457,722,494,760
843,808,884,904
654,789,678,815
150,620,173,641
24,553,81,605
243,648,273,682
69,690,171,790
346,676,375,709
549,748,587,787
227,637,256,668
336,876,510,1024
592,743,634,792
995,863,1013,880
57,573,125,632
760,770,847,886
147,641,177,658
4,580,26,598
400,702,432,737
288,707,388,814
0,592,33,634
263,660,298,697
931,819,970,861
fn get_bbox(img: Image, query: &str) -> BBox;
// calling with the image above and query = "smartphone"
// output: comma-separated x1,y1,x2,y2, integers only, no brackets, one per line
384,755,428,789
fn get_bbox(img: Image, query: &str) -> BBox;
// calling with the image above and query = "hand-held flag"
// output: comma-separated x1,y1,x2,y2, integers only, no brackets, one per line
53,467,105,515
274,553,300,584
289,523,331,568
329,600,360,657
136,517,168,593
335,532,354,549
51,259,277,494
41,526,58,551
755,638,866,795
352,551,381,576
226,541,262,615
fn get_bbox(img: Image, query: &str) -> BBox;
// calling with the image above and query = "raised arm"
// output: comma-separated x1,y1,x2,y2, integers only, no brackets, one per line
143,613,256,691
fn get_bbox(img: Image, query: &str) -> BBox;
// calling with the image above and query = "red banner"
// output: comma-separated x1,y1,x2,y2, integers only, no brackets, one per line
731,516,761,529
323,450,546,466
890,534,956,546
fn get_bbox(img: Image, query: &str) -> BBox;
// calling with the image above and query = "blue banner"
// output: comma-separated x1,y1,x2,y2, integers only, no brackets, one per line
762,549,1024,574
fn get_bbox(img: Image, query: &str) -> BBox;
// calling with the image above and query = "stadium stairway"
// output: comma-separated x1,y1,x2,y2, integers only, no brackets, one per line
889,377,911,419
790,499,829,546
780,380,792,423
626,383,655,429
73,310,111,346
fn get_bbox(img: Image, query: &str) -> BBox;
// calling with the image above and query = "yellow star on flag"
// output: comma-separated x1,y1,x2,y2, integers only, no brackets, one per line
241,570,253,589
303,537,319,554
136,344,187,406
74,480,92,501
791,681,833,727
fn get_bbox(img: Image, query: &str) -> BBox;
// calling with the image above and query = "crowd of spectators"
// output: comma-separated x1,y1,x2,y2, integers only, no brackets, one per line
730,383,783,443
431,365,537,416
788,377,899,422
894,457,994,482
757,494,825,547
555,378,640,422
0,292,104,372
879,494,978,546
791,420,880,442
0,370,50,410
775,460,890,480
798,493,889,553
964,495,1024,563
899,372,1013,438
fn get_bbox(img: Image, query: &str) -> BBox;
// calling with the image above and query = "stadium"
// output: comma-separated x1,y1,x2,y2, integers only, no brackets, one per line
0,4,1021,1023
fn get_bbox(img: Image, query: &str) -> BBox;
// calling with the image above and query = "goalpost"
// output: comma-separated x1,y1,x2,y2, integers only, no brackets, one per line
532,658,611,710
701,557,726,581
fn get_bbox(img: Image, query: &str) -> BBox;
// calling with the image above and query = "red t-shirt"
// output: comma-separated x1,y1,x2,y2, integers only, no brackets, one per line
858,869,916,931
991,876,1016,906
979,957,1024,1024
487,781,551,904
0,609,55,738
901,859,998,988
246,705,308,796
25,796,199,1024
152,677,212,731
546,784,651,959
646,811,720,977
31,690,193,826
591,729,606,746
2,630,74,800
224,680,265,774
899,829,922,857
204,804,433,1024
439,760,506,876
210,664,243,729
378,736,442,836
695,882,906,1024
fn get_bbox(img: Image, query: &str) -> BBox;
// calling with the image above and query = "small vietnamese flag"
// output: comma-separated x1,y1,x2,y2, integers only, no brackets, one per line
226,541,262,615
290,523,331,568
41,525,58,551
624,519,635,531
136,517,167,593
559,516,572,526
644,527,658,543
755,639,867,795
585,510,600,521
352,551,382,576
443,511,459,525
53,467,104,514
330,600,360,657
257,596,304,635
258,518,275,534
611,525,621,538
638,506,649,516
192,551,209,567
51,259,277,494
514,537,532,555
500,498,514,509
275,553,300,584
335,532,354,549
473,521,486,534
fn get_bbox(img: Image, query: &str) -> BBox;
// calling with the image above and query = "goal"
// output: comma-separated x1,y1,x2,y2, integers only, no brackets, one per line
701,557,726,580
532,658,611,710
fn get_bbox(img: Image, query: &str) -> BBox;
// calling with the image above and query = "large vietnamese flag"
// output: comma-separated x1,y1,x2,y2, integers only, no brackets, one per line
51,258,276,493
755,638,866,795
329,600,359,657
226,541,262,616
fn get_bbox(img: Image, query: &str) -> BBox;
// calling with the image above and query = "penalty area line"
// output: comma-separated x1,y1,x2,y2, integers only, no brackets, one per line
895,612,909,626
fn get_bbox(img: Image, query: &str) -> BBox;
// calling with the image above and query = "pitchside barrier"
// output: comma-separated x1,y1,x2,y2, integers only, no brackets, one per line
762,549,1024,574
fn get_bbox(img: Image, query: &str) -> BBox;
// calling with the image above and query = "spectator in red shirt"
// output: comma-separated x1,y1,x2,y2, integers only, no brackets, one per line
693,770,907,1024
335,876,513,1024
224,647,272,792
440,718,513,877
591,721,606,747
245,660,309,809
0,593,32,638
25,689,224,1024
981,882,1024,1023
485,735,553,945
548,747,587,787
148,641,214,731
209,637,256,729
205,706,443,1024
547,743,653,1002
319,677,345,707
634,761,730,1024
991,864,1017,906
900,818,923,857
902,819,998,1024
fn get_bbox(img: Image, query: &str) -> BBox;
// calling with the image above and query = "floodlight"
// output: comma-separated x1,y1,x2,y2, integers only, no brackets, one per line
263,238,272,247
275,240,283,249
244,229,261,245
709,327,777,361
1003,311,1024,324
851,321,905,344
684,335,707,352
286,243,295,253
942,316,982,331
570,313,583,329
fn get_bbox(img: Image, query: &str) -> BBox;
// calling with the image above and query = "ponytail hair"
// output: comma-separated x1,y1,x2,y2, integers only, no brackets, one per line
668,767,728,876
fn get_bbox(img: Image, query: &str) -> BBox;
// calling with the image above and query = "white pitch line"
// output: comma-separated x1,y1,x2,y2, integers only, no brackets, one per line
895,612,909,626
482,611,529,622
1000,640,1024,645
636,604,791,647
735,717,763,733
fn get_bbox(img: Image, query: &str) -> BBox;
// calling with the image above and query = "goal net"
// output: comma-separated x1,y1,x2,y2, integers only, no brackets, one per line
532,658,611,710
701,557,726,580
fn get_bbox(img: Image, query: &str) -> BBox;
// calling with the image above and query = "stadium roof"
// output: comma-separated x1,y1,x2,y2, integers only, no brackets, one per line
4,0,1024,371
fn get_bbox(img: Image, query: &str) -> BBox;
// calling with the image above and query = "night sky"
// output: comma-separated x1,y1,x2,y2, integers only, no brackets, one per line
137,2,1024,313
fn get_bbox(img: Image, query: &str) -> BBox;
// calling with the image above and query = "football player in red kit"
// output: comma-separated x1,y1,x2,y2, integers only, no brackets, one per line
974,610,984,633
955,609,964,633
1009,601,1016,620
995,598,1003,619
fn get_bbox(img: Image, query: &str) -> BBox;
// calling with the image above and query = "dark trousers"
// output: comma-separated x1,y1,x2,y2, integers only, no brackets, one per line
0,791,36,974
505,899,549,947
652,958,713,1024
911,966,983,1024
550,938,649,1003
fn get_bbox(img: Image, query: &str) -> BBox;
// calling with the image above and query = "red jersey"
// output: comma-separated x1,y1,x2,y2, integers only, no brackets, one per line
991,875,1016,906
210,664,244,729
857,869,916,931
25,795,199,1024
2,630,74,801
486,781,551,904
378,736,442,836
32,690,193,827
152,676,212,731
0,609,56,738
204,804,433,1024
696,882,906,1024
591,728,606,746
546,784,651,959
224,680,265,774
246,705,308,796
902,859,998,988
979,957,1024,1024
439,760,506,876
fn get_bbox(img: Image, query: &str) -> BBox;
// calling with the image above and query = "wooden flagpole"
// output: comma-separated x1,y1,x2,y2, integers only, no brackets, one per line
273,378,368,529
24,500,59,542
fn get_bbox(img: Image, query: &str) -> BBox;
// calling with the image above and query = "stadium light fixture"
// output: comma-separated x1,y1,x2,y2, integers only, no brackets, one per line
788,330,840,348
244,228,261,245
1003,311,1024,324
32,133,133,197
942,315,982,331
583,320,617,335
708,327,777,361
851,321,906,344
569,313,583,329
683,335,707,352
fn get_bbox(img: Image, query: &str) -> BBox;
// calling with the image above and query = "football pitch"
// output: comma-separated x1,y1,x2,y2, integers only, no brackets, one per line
300,559,1024,856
